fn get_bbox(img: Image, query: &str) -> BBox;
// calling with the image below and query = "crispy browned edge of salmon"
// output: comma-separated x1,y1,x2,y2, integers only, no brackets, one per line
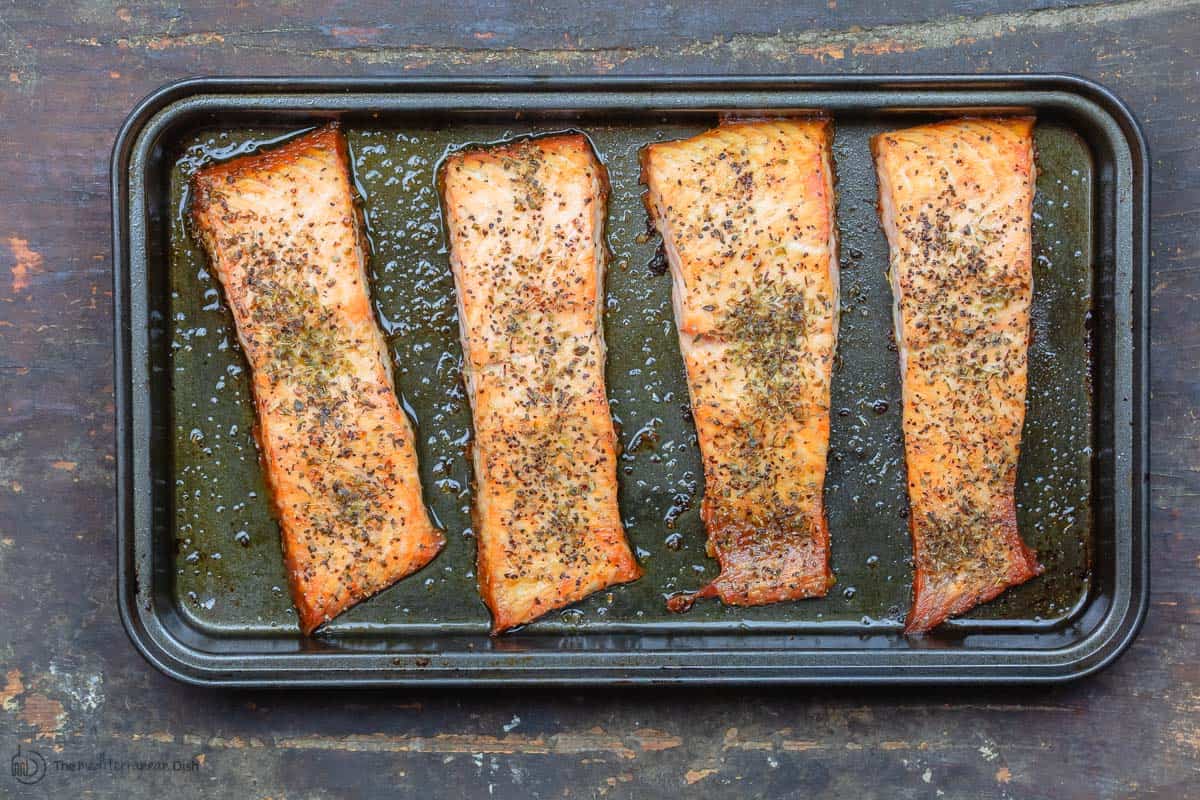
438,132,642,635
639,117,839,611
905,498,1041,634
868,116,1043,635
190,122,447,635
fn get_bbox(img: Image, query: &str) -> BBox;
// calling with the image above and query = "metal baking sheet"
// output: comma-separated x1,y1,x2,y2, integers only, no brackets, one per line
113,75,1148,685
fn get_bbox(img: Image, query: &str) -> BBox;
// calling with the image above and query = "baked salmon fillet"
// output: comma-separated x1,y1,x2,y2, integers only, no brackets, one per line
191,124,445,634
440,134,642,633
641,119,838,609
871,117,1043,634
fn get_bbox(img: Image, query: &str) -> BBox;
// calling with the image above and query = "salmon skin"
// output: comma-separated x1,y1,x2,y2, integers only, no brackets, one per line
641,119,839,610
439,133,642,633
190,124,445,635
871,117,1043,634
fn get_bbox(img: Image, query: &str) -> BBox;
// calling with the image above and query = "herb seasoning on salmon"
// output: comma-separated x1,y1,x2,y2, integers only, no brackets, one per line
440,134,642,633
872,117,1043,633
190,124,445,635
641,119,839,610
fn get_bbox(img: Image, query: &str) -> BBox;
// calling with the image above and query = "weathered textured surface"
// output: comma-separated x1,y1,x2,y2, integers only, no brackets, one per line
0,1,1195,797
